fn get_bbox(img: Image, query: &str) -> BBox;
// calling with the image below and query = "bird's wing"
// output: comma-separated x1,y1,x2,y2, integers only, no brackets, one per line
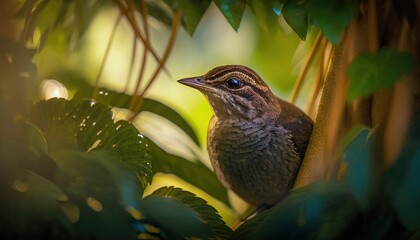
275,97,314,158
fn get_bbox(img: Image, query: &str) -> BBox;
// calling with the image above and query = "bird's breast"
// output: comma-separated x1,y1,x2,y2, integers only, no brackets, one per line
207,117,301,205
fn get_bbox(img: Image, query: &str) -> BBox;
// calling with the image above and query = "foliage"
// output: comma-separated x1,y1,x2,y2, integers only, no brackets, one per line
1,0,418,239
347,49,417,101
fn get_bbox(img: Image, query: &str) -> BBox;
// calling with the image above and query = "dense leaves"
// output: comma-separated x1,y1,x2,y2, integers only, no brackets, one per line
29,98,153,190
163,0,212,35
343,128,373,209
348,49,417,101
303,0,357,45
152,186,233,239
74,87,201,146
282,0,309,40
385,113,420,232
234,182,359,240
214,0,246,31
16,0,105,49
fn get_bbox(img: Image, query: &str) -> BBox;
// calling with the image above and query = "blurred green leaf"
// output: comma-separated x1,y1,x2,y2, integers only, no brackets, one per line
214,0,246,31
53,150,138,239
17,0,105,50
282,0,308,40
73,87,201,146
163,0,212,35
140,1,173,28
0,38,37,116
29,98,153,190
343,128,372,210
234,182,359,239
152,186,233,239
139,195,213,239
145,137,230,206
348,49,416,101
303,0,357,46
248,0,283,34
1,169,70,238
386,113,420,231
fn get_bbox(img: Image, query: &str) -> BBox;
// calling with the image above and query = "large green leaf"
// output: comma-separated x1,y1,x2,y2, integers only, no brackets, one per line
139,195,213,239
348,49,416,101
16,0,105,49
0,169,70,238
73,86,201,146
29,98,153,190
52,150,140,239
163,0,212,35
145,137,230,206
303,0,357,46
233,182,359,239
0,147,141,239
385,113,420,231
214,0,246,31
248,0,283,34
343,128,372,210
152,186,233,239
282,0,309,40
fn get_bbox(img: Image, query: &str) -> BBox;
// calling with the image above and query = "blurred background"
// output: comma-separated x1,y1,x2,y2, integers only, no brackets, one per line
34,2,316,224
37,3,315,146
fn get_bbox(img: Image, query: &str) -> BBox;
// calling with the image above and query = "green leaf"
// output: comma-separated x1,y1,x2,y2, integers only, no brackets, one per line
282,0,309,40
73,86,201,146
348,49,417,101
303,0,357,46
152,186,233,239
385,113,420,231
233,182,358,239
139,195,213,239
163,0,212,35
140,1,173,28
248,0,283,34
1,170,70,238
343,128,372,210
214,0,246,31
53,150,139,239
145,137,230,207
29,98,153,190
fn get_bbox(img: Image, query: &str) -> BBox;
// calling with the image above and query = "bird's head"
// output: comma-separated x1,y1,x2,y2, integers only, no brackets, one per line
178,65,281,121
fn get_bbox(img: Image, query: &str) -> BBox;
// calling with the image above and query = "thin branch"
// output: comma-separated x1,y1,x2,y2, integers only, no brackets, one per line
368,0,378,51
130,10,181,120
128,0,151,110
91,12,122,100
289,32,323,104
114,0,171,77
306,37,329,118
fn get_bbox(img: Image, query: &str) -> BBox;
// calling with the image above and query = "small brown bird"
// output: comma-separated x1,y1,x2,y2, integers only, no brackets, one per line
178,65,313,206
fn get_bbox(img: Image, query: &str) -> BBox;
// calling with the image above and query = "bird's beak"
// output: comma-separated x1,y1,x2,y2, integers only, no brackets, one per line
177,76,209,91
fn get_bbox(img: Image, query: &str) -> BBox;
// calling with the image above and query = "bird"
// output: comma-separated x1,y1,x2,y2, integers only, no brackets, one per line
178,65,313,206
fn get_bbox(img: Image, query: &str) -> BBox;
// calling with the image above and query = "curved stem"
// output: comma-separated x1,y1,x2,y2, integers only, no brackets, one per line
289,32,323,104
130,10,181,120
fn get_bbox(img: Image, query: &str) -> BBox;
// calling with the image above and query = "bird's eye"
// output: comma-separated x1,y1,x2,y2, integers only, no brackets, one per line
226,78,243,89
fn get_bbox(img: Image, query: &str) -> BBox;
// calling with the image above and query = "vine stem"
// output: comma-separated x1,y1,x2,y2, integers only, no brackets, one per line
130,10,181,121
289,32,323,104
114,0,170,77
128,0,151,110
